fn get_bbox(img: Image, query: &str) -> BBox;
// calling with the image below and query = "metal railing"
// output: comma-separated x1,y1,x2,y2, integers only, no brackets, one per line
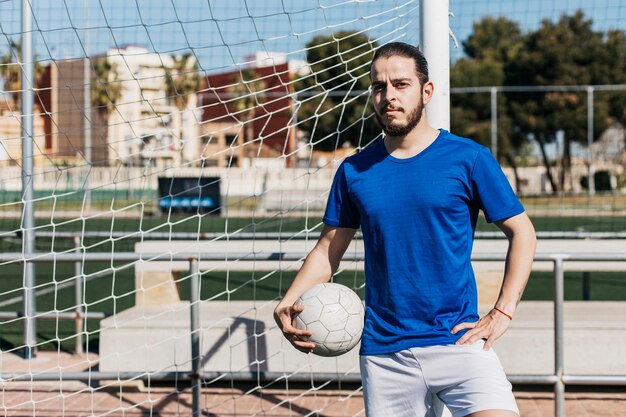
1,252,625,417
4,230,626,241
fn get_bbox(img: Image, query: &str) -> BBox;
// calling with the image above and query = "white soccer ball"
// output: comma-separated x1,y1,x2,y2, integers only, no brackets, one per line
294,282,365,357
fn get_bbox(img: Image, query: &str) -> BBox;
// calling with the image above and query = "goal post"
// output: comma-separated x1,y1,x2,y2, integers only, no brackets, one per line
420,0,451,131
20,0,37,361
421,3,453,415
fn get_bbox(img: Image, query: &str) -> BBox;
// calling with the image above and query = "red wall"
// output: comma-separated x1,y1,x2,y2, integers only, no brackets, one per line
200,63,293,156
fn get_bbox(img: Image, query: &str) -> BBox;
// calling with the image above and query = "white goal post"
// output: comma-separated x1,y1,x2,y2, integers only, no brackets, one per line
421,0,451,131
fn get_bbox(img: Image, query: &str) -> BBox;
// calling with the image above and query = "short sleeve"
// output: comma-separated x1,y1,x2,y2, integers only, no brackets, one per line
471,148,524,223
323,162,361,228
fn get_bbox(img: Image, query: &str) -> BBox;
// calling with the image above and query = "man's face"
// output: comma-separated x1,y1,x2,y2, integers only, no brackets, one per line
370,55,425,137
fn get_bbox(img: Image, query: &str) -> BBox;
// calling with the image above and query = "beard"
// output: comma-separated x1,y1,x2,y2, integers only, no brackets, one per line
375,97,424,137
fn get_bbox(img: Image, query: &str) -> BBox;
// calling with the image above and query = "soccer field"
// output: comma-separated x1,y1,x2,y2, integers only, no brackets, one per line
0,210,624,239
0,187,625,366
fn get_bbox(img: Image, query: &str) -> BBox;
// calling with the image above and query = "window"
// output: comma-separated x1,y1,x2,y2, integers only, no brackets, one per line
225,134,237,145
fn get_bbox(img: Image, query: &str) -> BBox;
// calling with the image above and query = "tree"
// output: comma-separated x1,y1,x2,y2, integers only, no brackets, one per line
90,56,122,116
163,53,200,163
600,30,626,126
452,12,626,194
295,31,379,152
504,11,625,193
164,53,200,111
0,39,44,111
450,17,526,191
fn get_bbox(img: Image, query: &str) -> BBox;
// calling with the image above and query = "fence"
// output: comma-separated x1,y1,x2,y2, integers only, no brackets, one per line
450,84,626,198
0,251,625,417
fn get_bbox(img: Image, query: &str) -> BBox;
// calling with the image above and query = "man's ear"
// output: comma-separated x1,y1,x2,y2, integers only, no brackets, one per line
422,81,435,105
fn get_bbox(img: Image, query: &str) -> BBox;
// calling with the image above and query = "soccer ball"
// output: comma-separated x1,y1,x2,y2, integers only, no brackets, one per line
294,282,365,357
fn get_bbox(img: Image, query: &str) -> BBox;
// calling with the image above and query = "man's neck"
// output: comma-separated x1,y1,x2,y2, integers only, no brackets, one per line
383,120,440,159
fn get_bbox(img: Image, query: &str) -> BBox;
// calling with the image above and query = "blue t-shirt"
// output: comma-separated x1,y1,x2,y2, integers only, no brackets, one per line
323,129,524,355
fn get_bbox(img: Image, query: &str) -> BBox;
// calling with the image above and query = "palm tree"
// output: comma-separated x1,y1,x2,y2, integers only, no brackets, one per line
0,39,44,111
90,56,122,117
163,53,200,163
164,53,199,111
89,56,122,166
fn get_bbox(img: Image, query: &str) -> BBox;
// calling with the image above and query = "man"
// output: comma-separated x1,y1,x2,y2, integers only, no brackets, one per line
274,42,536,417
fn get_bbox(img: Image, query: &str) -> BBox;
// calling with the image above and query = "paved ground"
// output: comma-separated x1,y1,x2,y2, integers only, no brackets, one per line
1,352,625,416
2,384,626,416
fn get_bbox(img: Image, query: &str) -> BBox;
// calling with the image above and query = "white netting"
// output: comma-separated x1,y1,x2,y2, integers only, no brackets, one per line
0,1,418,416
1,1,625,416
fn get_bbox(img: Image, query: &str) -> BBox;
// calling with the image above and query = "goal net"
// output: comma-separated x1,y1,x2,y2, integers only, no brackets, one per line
0,0,625,416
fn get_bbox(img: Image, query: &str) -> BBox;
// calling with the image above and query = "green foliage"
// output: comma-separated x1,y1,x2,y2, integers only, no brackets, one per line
505,11,616,144
451,11,626,192
451,18,522,164
601,31,626,125
90,57,122,115
164,53,200,111
0,39,44,111
462,16,524,63
295,31,379,152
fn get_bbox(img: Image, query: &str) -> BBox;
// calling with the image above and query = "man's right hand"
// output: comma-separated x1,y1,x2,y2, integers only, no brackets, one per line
274,303,316,354
272,225,357,354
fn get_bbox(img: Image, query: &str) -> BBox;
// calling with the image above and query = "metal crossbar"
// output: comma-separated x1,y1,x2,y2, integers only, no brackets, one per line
4,231,626,240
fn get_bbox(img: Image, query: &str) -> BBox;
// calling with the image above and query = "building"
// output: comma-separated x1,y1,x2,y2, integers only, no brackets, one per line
243,51,310,77
197,54,309,168
41,45,199,168
39,59,109,166
0,109,47,168
0,71,47,168
106,45,199,168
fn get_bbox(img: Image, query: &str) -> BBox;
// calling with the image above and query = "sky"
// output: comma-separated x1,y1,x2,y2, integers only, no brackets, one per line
1,0,625,74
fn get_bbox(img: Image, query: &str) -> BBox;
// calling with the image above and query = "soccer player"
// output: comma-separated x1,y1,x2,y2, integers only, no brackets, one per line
274,42,537,417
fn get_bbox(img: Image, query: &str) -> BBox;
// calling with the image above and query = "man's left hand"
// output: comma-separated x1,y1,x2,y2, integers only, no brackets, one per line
451,309,512,350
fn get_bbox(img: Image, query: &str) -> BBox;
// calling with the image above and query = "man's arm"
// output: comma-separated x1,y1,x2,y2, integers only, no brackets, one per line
274,224,357,353
452,212,537,350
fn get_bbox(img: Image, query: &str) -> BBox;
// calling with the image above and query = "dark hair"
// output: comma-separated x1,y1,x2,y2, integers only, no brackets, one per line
371,42,429,85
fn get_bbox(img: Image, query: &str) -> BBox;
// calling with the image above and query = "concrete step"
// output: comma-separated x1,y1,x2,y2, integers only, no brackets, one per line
99,300,626,377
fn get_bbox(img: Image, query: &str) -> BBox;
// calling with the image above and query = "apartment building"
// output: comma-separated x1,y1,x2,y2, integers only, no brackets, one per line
41,45,199,168
197,53,309,167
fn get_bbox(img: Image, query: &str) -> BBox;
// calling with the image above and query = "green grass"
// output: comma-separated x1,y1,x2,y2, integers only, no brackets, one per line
523,271,626,301
0,215,328,253
0,212,624,240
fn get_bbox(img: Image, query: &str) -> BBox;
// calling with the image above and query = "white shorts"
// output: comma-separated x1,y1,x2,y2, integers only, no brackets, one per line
360,340,519,417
